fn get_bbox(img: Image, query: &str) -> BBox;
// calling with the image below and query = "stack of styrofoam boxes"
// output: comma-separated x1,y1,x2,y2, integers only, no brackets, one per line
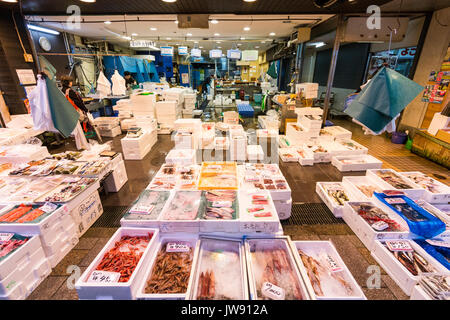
258,116,280,131
296,82,319,99
0,144,50,164
200,122,215,149
142,82,170,93
155,100,181,134
0,204,79,269
103,153,128,193
174,129,194,150
294,107,323,118
286,123,317,146
319,126,352,142
256,129,278,158
174,119,201,150
183,92,197,117
113,99,133,121
247,145,264,161
165,149,197,166
121,129,157,160
66,182,104,238
223,111,239,125
94,117,122,138
299,114,322,137
0,233,51,300
75,227,160,300
129,93,156,118
427,112,450,136
229,127,247,161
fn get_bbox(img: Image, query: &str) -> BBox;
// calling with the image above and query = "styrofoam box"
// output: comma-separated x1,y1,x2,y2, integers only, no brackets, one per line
286,123,317,142
165,149,196,166
0,235,51,299
44,221,79,268
199,194,240,233
332,154,383,172
238,190,281,234
326,140,368,157
371,239,449,296
245,237,313,300
294,107,325,117
319,126,352,141
410,284,432,300
398,172,450,204
316,182,355,218
0,146,50,164
304,144,332,163
416,202,450,239
247,145,264,161
279,148,299,162
300,115,322,130
94,117,120,127
214,137,230,150
69,190,103,238
105,160,128,193
121,130,156,160
75,227,159,300
342,176,385,202
273,198,292,220
156,101,179,115
136,236,200,300
98,126,122,138
366,169,425,200
290,240,366,300
342,201,412,251
158,192,200,234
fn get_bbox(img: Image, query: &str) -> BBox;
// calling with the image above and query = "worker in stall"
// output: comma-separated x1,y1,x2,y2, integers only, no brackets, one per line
201,74,215,101
124,71,138,88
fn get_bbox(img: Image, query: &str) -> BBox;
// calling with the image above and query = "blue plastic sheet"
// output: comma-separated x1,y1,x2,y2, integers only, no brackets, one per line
374,192,446,239
345,67,423,134
414,239,450,270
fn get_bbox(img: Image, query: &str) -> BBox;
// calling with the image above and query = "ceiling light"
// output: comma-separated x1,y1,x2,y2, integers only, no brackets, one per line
244,27,250,31
194,41,199,44
131,33,138,36
122,36,131,40
166,37,172,40
307,41,326,48
261,41,266,44
104,21,111,25
1,0,18,2
162,0,177,2
214,33,220,36
199,46,204,49
255,46,260,49
240,37,245,40
174,20,179,24
187,33,192,36
211,19,219,24
27,24,60,35
218,47,222,49
216,41,221,44
150,27,157,31
80,0,96,2
243,0,257,2
269,32,276,36
238,44,242,46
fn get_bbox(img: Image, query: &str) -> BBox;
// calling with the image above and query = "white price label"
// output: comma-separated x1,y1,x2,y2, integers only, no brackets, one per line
211,201,232,208
130,204,154,215
325,254,343,273
372,221,389,231
261,282,285,300
386,240,413,252
0,233,14,242
425,239,450,249
39,202,58,214
88,271,120,283
166,242,190,253
385,198,406,205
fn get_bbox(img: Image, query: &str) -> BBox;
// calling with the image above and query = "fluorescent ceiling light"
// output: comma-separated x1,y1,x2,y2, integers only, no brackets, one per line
237,43,242,46
240,37,245,40
104,21,111,25
150,27,157,31
199,46,204,48
1,0,19,2
307,41,326,48
131,33,138,36
162,0,176,2
27,24,60,35
244,27,250,31
174,20,179,24
211,19,219,24
255,46,260,49
269,32,276,36
122,36,131,40
80,0,96,2
166,37,172,40
218,47,222,49
187,33,192,36
214,33,220,36
243,0,256,2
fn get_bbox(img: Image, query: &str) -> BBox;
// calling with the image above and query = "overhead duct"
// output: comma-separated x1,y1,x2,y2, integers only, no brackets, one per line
177,14,210,29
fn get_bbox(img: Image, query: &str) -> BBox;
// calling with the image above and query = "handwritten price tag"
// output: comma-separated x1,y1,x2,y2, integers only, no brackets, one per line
372,221,389,231
386,240,413,252
166,242,190,252
261,282,285,300
0,233,14,242
325,254,343,273
426,239,450,249
88,271,120,283
385,198,406,205
39,202,58,214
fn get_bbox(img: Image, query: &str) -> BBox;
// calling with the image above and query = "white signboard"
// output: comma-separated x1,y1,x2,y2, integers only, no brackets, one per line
178,46,188,55
130,40,156,49
16,69,36,85
209,49,222,59
160,46,174,56
241,50,259,61
191,48,202,57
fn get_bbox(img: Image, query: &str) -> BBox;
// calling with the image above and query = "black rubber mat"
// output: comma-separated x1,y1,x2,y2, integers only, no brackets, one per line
281,203,345,225
91,206,129,228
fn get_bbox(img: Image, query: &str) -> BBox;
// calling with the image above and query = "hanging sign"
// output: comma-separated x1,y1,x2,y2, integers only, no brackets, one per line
178,46,188,55
181,73,189,84
191,48,202,58
242,50,259,61
130,40,156,48
227,49,241,60
209,49,222,59
160,46,174,56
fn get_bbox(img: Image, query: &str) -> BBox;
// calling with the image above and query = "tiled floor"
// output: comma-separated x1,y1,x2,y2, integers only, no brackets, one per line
27,116,448,300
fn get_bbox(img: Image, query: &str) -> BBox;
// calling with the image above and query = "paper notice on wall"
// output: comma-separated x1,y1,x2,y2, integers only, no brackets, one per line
24,85,36,98
182,73,189,84
16,69,36,85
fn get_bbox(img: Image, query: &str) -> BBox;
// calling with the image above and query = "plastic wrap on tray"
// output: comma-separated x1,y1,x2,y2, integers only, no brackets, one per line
144,239,195,294
6,176,65,202
193,238,245,300
202,190,238,220
0,178,28,201
373,170,417,190
75,159,110,176
0,233,30,261
322,183,350,206
198,162,238,190
161,191,203,220
401,172,449,194
9,159,59,176
123,191,170,221
0,203,61,224
418,274,450,300
348,202,407,232
36,177,97,202
247,238,304,300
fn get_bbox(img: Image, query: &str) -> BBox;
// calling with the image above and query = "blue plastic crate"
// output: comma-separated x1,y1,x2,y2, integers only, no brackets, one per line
91,111,100,119
237,104,254,118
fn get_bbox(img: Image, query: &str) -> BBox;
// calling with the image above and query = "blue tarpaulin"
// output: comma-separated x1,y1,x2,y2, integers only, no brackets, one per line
103,56,159,84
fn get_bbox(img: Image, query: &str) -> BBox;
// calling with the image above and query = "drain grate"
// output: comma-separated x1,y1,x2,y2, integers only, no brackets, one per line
281,203,345,225
91,206,129,228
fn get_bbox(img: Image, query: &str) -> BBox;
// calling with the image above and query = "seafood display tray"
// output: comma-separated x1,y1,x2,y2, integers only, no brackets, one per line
331,155,383,172
165,149,197,166
76,227,159,300
366,169,424,200
416,202,450,239
342,176,385,202
290,241,366,300
238,190,281,234
342,202,412,252
188,237,249,300
316,182,355,218
410,284,432,300
304,144,332,164
327,139,368,157
245,237,313,300
398,172,450,204
370,240,449,296
136,235,200,300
